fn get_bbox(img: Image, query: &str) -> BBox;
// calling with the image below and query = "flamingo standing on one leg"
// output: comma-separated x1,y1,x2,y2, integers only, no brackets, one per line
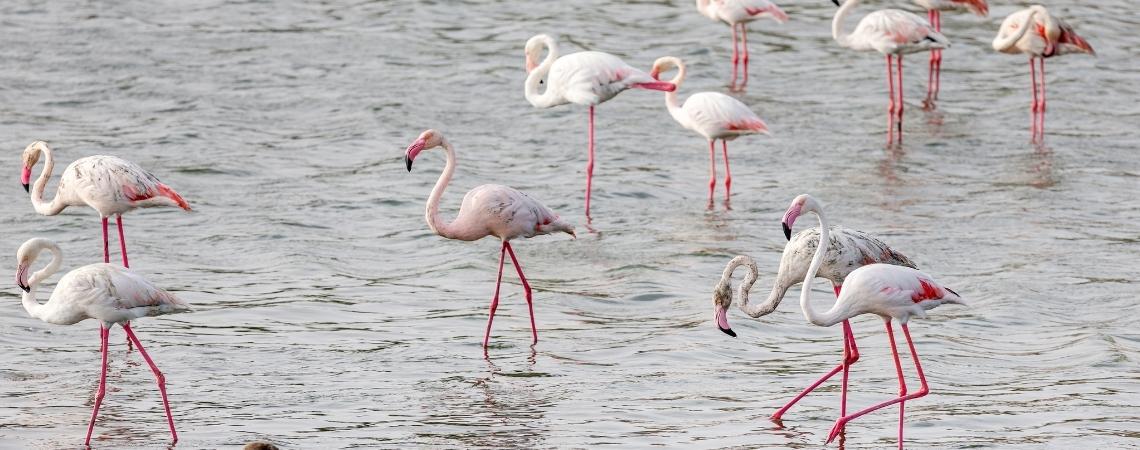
993,5,1094,143
15,238,190,446
831,0,950,144
712,194,918,430
524,34,675,218
695,0,789,90
648,56,770,207
20,141,192,268
912,0,988,109
403,130,575,352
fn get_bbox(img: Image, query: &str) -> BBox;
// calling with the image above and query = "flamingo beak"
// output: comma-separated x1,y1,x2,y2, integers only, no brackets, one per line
16,265,29,292
404,139,426,172
649,68,660,80
21,166,31,192
831,0,840,6
781,203,802,241
715,305,736,337
525,56,537,73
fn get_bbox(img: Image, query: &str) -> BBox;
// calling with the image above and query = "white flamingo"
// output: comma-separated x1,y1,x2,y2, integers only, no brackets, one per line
15,237,190,445
695,0,789,89
831,0,950,143
649,56,770,206
524,34,675,217
992,5,1094,142
20,141,192,268
912,0,988,107
404,129,575,352
713,196,918,426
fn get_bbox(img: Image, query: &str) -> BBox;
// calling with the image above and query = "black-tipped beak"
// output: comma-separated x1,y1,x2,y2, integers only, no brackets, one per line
22,183,29,193
19,283,29,293
831,0,840,6
404,155,413,172
719,326,737,338
782,222,792,240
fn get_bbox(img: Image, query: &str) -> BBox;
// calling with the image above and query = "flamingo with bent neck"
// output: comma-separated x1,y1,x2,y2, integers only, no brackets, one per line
524,34,675,217
712,194,917,428
830,0,950,143
694,0,789,89
20,140,192,268
15,237,190,445
992,5,1094,143
403,129,575,352
649,56,770,207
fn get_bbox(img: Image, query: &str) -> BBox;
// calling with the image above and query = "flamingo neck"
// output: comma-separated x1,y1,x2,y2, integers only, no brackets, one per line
21,243,63,322
424,139,461,240
524,35,561,108
695,0,718,20
832,0,859,47
799,206,847,327
30,146,65,216
724,256,780,318
993,7,1039,52
661,58,688,127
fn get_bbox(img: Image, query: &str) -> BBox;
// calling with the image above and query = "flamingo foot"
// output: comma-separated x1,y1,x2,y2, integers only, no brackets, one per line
827,417,848,444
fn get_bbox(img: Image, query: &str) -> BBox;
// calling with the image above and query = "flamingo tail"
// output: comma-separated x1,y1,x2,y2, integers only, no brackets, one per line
158,184,192,211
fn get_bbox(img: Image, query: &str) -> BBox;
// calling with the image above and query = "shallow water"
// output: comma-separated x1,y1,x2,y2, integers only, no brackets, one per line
1,0,1138,448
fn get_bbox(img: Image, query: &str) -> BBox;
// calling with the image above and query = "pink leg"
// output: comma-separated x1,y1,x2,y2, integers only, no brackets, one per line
896,54,905,137
1029,58,1039,140
932,11,942,101
924,11,936,108
730,25,740,88
585,105,595,217
721,140,732,203
101,217,110,264
707,140,716,207
741,24,750,88
483,242,508,350
84,325,110,446
886,55,896,144
503,242,538,346
123,323,178,443
1037,57,1046,141
116,214,129,268
827,322,929,446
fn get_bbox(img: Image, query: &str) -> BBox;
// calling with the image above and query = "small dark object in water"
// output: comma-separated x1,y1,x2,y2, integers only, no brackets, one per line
243,442,280,450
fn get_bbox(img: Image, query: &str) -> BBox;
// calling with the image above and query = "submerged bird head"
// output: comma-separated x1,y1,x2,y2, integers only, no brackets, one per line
404,129,446,172
15,237,58,292
20,141,48,192
781,194,822,240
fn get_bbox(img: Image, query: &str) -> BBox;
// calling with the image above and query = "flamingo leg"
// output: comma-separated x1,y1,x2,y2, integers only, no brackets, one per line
886,55,896,144
707,140,716,207
123,323,178,443
102,217,110,264
84,325,110,446
896,54,905,137
116,214,129,268
585,105,595,217
827,322,929,446
721,140,732,204
730,24,740,88
933,11,942,102
1029,57,1039,141
483,242,508,350
740,24,750,88
503,242,538,346
924,11,936,108
1037,57,1046,141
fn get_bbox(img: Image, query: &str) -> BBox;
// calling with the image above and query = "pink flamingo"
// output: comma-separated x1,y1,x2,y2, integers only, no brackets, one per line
524,34,675,217
649,56,770,206
20,141,192,268
15,237,190,445
403,130,576,351
694,0,789,89
713,195,918,429
992,5,1094,143
912,0,988,108
831,0,950,143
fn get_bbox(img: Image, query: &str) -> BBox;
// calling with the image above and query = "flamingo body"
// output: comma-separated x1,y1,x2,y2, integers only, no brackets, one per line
993,6,1094,58
842,9,948,55
823,264,964,326
913,0,987,15
699,0,789,25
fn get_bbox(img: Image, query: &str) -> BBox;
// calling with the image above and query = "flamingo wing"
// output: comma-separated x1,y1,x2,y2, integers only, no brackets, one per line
67,155,190,212
681,92,767,139
458,184,574,240
53,264,190,324
853,9,948,54
550,51,655,106
718,0,788,23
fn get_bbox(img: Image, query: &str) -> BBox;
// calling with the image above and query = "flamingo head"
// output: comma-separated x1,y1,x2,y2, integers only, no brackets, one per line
649,56,684,83
782,194,820,240
20,141,47,192
15,238,55,292
712,279,736,337
404,129,444,172
524,34,553,74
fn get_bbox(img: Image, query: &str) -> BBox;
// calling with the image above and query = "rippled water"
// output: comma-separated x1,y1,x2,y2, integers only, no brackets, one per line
1,0,1138,448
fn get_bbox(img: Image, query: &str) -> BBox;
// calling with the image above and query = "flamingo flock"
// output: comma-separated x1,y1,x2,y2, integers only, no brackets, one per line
7,1,1098,448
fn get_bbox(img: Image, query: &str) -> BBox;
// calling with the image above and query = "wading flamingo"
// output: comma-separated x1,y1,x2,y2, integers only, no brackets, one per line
912,0,988,108
831,0,950,144
713,197,917,427
20,141,192,268
992,5,1094,143
695,0,789,90
15,238,190,445
524,34,675,217
403,129,575,351
649,56,770,207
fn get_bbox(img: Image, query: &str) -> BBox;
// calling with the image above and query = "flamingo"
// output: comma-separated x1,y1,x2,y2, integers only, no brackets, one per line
831,0,950,143
694,0,789,89
713,196,918,427
524,34,675,217
403,129,576,351
992,5,1094,143
20,141,192,269
912,0,988,108
15,237,190,445
649,56,770,207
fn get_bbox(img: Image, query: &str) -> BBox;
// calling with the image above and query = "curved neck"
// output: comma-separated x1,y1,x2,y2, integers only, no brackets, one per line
524,36,561,108
695,0,717,19
832,0,859,47
424,139,460,239
993,8,1038,51
30,146,65,216
718,256,770,317
22,244,63,321
662,59,687,126
799,208,846,326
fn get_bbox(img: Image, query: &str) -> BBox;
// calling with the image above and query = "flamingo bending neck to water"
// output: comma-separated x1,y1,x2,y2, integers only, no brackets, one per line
992,5,1094,143
713,195,917,428
695,0,789,90
404,130,575,352
831,0,949,144
912,0,988,108
15,238,190,445
20,141,192,268
524,34,675,217
650,56,770,207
